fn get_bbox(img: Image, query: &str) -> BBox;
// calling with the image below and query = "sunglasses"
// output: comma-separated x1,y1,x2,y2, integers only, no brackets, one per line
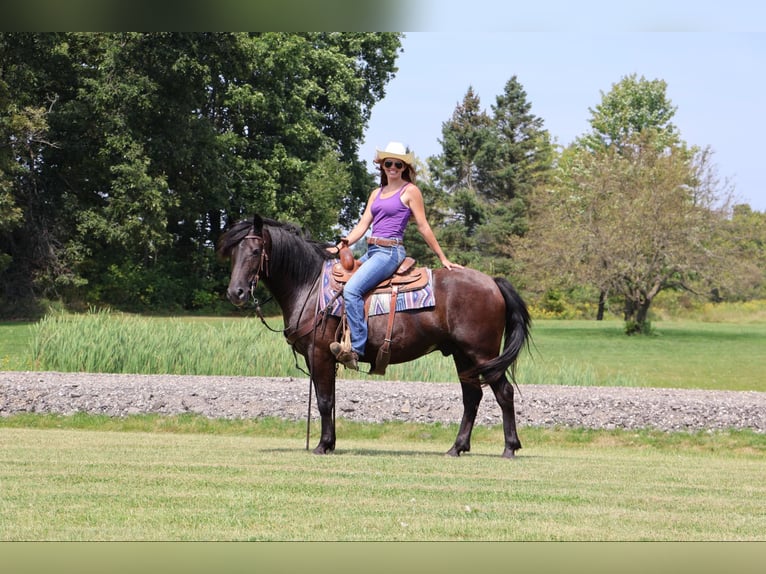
383,160,404,169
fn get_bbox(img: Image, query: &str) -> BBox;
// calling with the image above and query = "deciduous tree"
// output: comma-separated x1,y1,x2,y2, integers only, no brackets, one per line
527,130,734,334
523,74,744,333
0,32,401,312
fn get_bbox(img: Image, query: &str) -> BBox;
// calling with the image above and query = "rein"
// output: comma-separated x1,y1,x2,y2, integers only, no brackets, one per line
241,231,330,450
249,292,282,333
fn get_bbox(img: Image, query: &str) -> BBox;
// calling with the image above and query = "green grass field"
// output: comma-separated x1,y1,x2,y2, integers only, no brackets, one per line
0,417,763,541
1,308,764,541
2,309,764,390
525,320,766,390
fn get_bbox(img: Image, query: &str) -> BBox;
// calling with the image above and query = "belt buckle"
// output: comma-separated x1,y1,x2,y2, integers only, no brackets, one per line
370,236,399,247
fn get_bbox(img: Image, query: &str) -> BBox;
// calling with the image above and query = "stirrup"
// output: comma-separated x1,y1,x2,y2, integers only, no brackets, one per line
330,341,359,370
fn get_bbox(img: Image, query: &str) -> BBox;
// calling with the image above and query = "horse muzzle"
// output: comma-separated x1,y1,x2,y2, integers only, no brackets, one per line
227,285,249,307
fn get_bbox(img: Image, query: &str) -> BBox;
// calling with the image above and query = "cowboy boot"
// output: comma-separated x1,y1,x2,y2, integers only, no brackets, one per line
329,342,359,370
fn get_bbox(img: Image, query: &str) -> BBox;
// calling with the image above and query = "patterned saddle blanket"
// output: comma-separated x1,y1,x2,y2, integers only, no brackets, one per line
319,260,435,317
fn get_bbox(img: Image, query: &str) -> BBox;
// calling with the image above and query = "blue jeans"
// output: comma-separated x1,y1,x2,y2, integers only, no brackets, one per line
344,244,406,356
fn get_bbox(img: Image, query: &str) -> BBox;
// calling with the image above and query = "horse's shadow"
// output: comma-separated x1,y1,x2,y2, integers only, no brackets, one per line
259,446,533,459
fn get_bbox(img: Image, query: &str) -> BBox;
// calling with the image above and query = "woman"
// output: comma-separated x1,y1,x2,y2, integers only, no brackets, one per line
331,142,462,370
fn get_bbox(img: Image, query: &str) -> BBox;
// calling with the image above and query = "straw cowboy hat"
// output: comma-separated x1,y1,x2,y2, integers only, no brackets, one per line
374,141,415,166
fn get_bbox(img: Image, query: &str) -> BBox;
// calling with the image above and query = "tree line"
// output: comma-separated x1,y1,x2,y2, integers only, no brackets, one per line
424,73,764,333
2,33,764,333
1,32,398,312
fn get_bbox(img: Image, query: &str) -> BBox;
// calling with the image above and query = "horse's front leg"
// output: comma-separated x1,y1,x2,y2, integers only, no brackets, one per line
308,352,337,455
447,381,483,457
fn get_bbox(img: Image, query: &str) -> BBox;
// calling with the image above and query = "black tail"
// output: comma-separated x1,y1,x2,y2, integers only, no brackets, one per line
462,277,531,385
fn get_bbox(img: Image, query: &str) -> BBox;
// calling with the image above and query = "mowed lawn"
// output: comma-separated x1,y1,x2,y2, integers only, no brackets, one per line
0,423,764,541
524,320,766,391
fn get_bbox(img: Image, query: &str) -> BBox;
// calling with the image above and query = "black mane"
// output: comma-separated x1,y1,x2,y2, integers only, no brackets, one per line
218,217,335,286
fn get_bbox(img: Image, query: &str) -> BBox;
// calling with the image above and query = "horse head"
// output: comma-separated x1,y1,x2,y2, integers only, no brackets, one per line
223,214,270,307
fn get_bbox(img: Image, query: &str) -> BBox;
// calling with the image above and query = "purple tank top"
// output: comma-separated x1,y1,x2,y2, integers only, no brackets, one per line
370,184,411,240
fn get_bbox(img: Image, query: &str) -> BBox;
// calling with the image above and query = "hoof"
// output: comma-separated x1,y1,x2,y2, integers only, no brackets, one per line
446,445,468,457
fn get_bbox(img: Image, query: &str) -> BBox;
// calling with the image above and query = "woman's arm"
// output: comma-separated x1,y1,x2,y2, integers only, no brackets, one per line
337,188,377,249
404,185,463,270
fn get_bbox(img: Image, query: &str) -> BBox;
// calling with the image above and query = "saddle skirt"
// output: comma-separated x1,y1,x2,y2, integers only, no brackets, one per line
320,259,435,317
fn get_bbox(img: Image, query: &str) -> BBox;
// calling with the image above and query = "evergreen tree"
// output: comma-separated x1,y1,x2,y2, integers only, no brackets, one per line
424,87,491,268
477,76,553,276
427,79,552,276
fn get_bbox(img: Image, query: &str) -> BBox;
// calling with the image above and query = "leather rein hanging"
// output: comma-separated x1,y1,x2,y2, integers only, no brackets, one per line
241,231,328,449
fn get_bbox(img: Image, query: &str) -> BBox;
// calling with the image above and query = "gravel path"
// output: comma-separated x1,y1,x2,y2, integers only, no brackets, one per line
1,371,764,433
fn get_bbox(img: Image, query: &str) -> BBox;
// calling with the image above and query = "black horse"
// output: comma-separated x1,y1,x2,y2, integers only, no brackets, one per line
219,214,531,458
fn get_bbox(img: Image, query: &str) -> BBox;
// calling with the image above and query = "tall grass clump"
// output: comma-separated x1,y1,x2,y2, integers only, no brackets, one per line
695,299,766,323
22,309,765,390
26,309,636,386
29,309,302,376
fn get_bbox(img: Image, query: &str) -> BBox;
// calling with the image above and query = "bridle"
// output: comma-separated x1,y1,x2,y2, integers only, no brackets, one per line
242,232,269,297
239,228,325,349
239,232,283,336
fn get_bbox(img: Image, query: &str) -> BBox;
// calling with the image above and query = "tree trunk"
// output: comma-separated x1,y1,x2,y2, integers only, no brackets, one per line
623,298,635,322
624,296,653,335
597,290,606,321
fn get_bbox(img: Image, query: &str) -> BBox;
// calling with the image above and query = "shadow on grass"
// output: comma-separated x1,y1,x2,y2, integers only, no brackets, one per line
258,445,536,459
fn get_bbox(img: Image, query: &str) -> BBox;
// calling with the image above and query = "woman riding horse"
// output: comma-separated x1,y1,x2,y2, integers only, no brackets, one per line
329,142,462,370
219,213,531,458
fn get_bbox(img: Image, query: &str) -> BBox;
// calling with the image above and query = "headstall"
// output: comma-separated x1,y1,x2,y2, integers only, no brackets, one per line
243,233,269,295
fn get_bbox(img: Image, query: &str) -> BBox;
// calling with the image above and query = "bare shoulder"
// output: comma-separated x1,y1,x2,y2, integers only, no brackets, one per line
401,182,422,202
364,187,380,206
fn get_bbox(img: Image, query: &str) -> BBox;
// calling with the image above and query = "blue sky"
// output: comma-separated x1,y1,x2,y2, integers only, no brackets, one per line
361,5,766,210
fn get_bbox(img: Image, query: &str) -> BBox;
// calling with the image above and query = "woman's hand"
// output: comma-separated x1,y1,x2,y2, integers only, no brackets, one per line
440,257,463,270
326,237,349,254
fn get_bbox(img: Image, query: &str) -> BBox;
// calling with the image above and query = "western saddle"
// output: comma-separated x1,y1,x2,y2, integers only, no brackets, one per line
329,246,430,375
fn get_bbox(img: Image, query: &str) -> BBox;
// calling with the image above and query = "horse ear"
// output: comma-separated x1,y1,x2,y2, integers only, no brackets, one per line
252,214,263,234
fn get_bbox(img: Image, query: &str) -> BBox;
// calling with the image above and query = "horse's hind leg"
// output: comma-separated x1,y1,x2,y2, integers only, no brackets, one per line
489,376,522,458
447,382,483,457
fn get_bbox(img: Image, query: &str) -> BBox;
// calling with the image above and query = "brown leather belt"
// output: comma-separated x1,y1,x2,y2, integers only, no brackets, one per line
367,236,403,247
